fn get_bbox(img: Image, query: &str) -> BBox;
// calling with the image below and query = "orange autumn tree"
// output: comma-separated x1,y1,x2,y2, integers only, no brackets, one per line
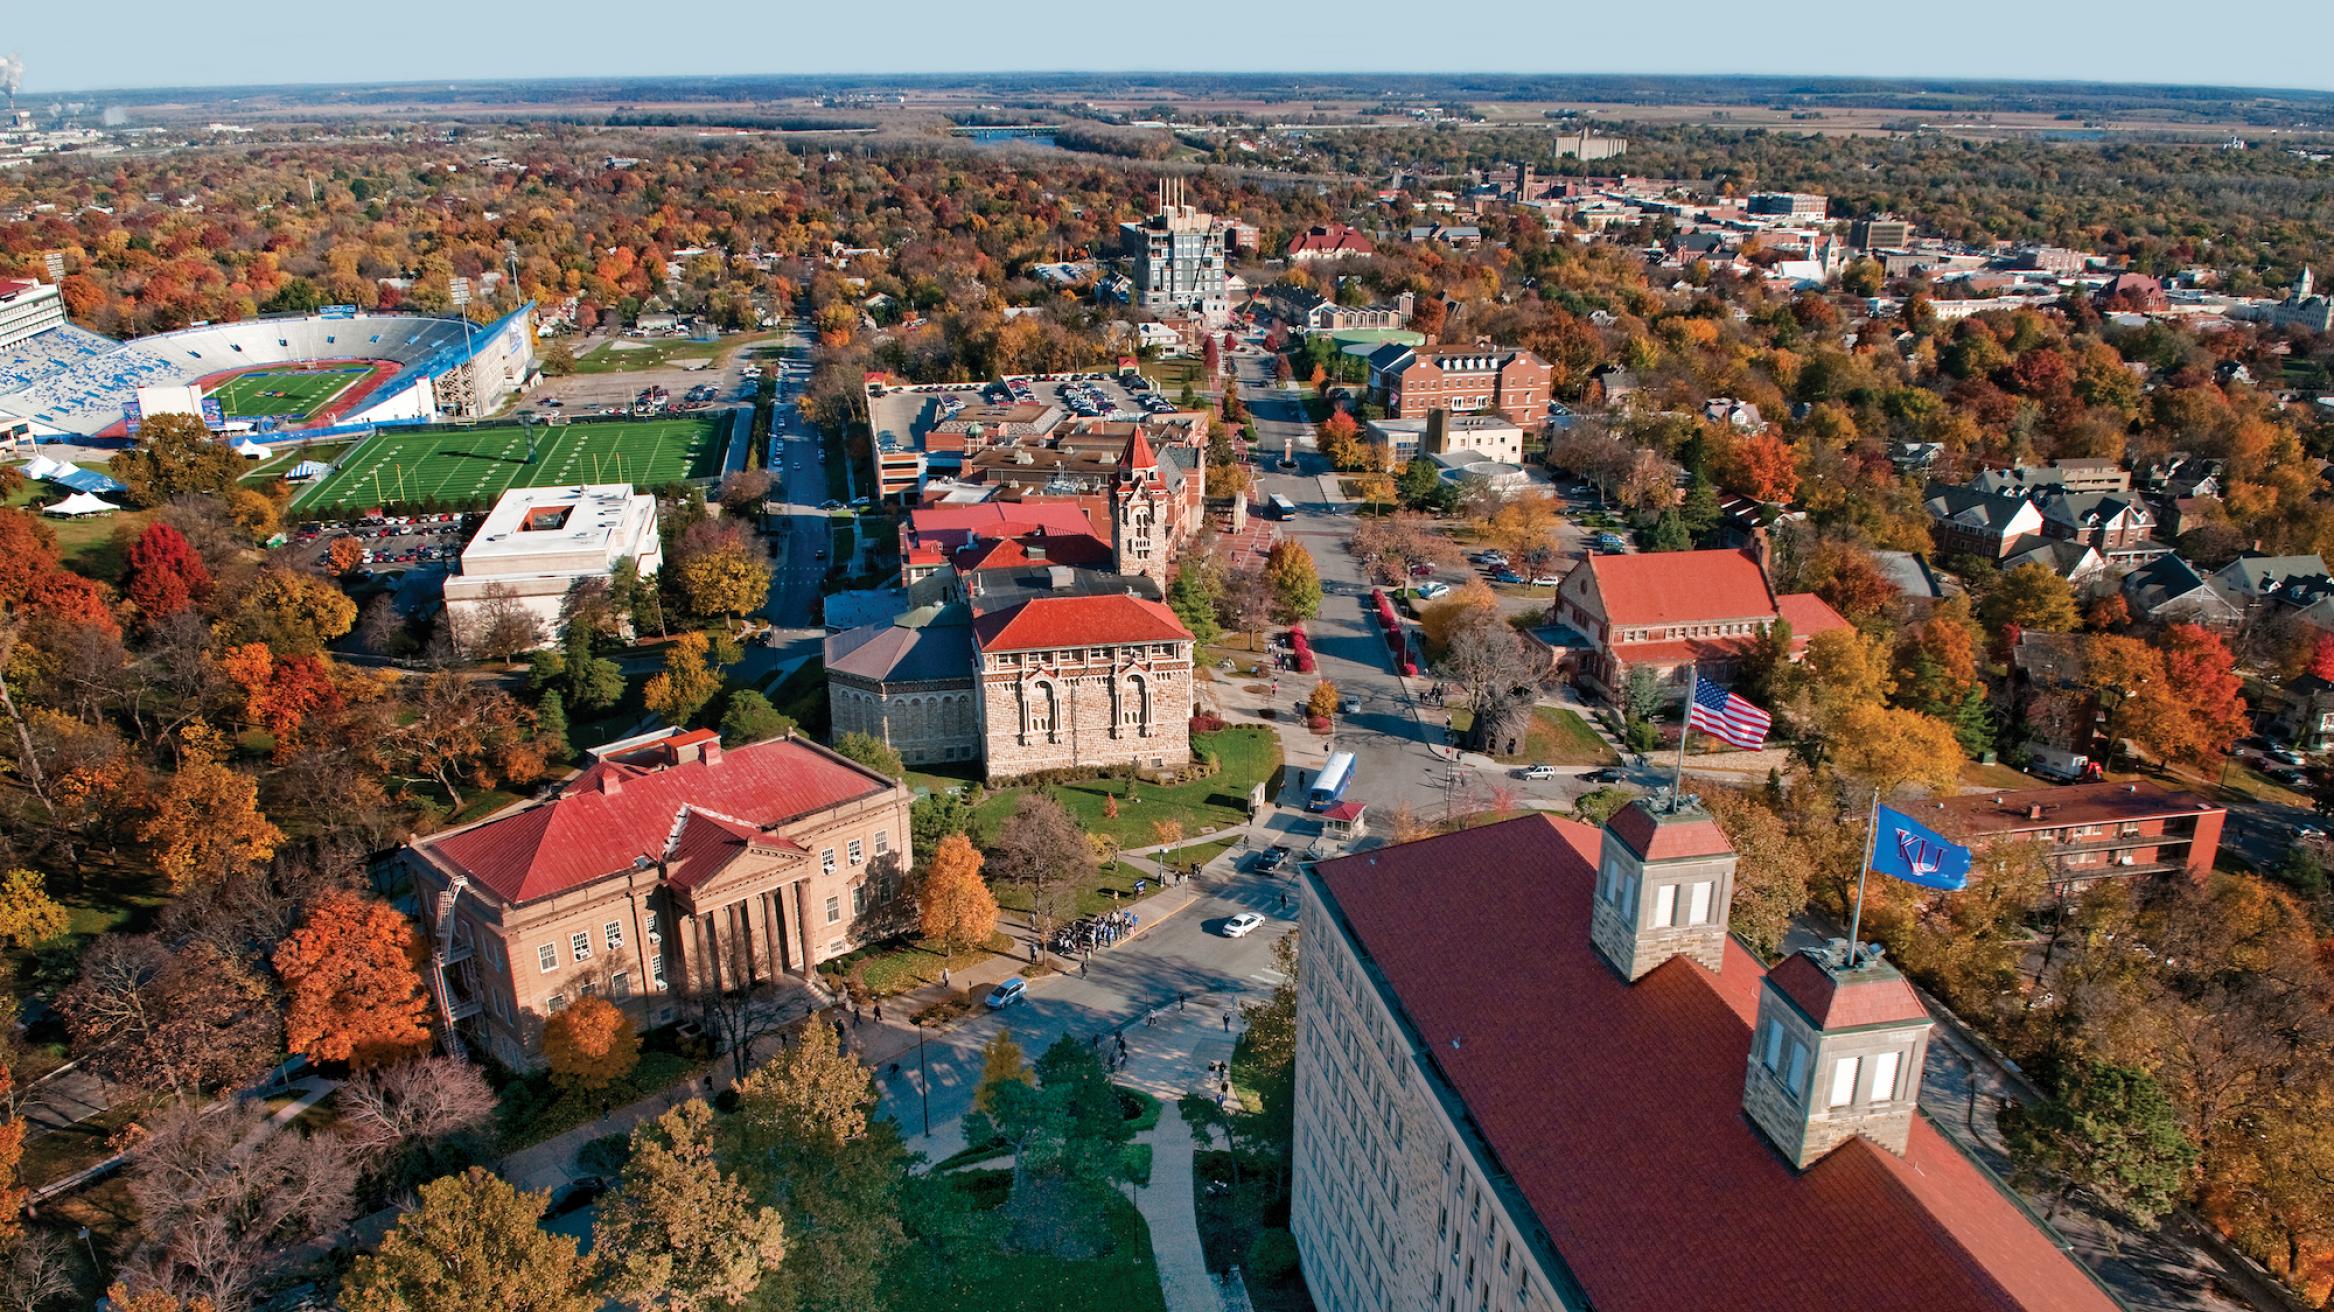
543,995,640,1093
0,1063,23,1246
273,890,434,1068
138,725,283,892
220,642,345,751
918,833,999,957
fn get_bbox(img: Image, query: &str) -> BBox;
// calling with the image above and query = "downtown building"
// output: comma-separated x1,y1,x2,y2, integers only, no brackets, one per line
1293,807,2120,1312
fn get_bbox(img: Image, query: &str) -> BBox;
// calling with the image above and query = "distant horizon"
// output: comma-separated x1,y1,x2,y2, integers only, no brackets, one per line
13,1,2334,100
27,69,2334,104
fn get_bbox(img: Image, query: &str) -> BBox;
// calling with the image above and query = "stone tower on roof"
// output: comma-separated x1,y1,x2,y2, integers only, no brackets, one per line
1744,943,1935,1169
1111,427,1169,588
1588,796,1737,981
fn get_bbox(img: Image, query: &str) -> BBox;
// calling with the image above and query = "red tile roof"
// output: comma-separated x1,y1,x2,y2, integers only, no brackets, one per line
972,594,1192,652
1766,952,1928,1029
1586,549,1780,628
1312,815,2118,1312
1606,801,1735,860
1286,223,1374,257
419,737,892,905
954,531,1114,573
1927,780,2221,837
1124,427,1157,472
1776,591,1853,640
907,501,1098,553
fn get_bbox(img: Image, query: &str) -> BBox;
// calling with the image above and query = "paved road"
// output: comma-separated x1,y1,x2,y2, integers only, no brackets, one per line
731,319,830,683
875,865,1296,1161
1231,352,1651,822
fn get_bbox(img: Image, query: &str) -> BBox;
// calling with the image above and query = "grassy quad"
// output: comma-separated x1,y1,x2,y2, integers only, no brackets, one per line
209,364,372,419
288,415,726,513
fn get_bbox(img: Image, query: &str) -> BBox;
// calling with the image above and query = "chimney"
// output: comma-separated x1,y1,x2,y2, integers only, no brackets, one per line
1424,407,1450,456
1744,944,1934,1169
1589,798,1737,982
1745,527,1773,582
2027,804,2045,821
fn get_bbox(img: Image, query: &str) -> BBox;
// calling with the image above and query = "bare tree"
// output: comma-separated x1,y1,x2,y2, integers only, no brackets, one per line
1439,610,1540,755
686,935,799,1085
462,584,543,664
339,1055,497,1198
57,936,282,1098
1349,512,1460,587
120,1100,357,1311
0,1231,75,1312
987,792,1095,958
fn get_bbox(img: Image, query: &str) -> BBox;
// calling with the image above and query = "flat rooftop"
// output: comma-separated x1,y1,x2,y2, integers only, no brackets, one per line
461,483,654,567
1927,780,2221,835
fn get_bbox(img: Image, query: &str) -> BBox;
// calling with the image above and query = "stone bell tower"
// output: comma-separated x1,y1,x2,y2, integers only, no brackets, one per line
1587,796,1737,982
1111,427,1169,588
1743,942,1934,1169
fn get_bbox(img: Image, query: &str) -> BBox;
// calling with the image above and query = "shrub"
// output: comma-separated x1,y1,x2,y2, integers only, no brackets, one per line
1190,711,1227,734
1307,715,1332,734
913,988,980,1026
1248,1228,1301,1282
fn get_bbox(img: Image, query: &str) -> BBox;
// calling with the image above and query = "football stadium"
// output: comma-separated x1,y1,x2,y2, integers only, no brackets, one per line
288,413,733,514
0,297,539,441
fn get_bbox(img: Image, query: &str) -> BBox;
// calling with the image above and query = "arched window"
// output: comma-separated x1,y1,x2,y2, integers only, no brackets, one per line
1023,680,1056,742
1121,672,1150,736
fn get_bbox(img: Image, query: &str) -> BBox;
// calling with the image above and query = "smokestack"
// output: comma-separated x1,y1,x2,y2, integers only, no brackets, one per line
0,55,22,110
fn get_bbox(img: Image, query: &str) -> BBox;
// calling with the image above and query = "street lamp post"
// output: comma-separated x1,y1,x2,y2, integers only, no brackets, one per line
915,1018,931,1138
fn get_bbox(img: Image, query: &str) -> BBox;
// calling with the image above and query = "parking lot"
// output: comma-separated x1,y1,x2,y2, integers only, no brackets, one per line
288,511,474,576
997,369,1182,418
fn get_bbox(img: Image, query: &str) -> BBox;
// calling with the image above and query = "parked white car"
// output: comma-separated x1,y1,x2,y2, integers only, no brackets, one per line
1222,913,1265,938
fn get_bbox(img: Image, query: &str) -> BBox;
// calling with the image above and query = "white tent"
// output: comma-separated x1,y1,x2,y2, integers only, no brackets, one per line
287,460,331,481
232,438,269,458
43,491,121,517
20,454,62,481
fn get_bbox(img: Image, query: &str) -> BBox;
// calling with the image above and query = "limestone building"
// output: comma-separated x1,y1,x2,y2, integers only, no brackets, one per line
972,593,1194,780
443,484,661,651
399,727,910,1069
1293,807,2120,1312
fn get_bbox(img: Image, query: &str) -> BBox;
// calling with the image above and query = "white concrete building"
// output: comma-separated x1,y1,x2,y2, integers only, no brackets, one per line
444,484,662,651
0,279,65,352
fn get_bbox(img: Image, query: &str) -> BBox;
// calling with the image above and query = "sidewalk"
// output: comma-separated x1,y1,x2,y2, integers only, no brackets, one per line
1129,1100,1224,1312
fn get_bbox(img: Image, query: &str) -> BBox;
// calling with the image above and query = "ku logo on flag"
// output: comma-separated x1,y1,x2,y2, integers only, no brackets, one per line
1871,803,1972,892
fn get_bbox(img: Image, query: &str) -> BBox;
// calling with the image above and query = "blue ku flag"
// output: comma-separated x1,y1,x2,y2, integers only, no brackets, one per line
1871,804,1973,891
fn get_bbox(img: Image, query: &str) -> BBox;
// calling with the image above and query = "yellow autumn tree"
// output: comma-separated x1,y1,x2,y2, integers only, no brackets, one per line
139,726,283,892
644,631,723,727
1828,703,1964,799
918,834,999,957
0,869,68,949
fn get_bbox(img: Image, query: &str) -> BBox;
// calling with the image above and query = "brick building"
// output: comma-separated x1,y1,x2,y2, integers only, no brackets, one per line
972,593,1194,780
1549,547,1848,701
1294,809,2118,1312
2037,490,2161,564
1365,343,1553,427
1926,781,2225,884
1923,486,2047,560
399,729,912,1069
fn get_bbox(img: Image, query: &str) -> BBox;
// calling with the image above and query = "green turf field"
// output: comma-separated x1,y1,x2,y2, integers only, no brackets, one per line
210,365,372,419
288,416,728,513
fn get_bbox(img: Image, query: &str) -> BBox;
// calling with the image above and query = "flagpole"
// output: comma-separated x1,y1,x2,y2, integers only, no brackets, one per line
1844,788,1880,966
1671,663,1694,811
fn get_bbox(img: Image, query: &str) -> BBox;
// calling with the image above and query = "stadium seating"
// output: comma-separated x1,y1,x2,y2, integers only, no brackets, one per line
0,308,530,438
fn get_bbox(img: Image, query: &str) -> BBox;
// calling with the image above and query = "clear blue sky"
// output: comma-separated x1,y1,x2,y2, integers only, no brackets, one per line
15,0,2334,96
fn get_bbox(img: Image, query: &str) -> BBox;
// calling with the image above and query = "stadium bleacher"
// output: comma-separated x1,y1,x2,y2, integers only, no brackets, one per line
0,309,532,439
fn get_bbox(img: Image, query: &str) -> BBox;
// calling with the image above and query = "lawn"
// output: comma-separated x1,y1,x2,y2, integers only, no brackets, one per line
571,330,777,376
209,363,371,419
1498,705,1620,766
885,1171,1168,1312
820,931,1015,999
4,477,148,576
1141,357,1212,398
289,413,729,513
972,728,1280,853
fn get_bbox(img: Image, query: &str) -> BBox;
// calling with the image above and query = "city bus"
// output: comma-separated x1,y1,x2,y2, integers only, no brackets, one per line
1267,494,1298,520
1309,751,1356,811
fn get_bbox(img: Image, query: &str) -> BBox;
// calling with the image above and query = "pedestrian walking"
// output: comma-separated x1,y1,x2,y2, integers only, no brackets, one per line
1117,1034,1129,1058
872,1001,883,1023
1080,958,1089,978
1222,1011,1232,1032
941,967,951,989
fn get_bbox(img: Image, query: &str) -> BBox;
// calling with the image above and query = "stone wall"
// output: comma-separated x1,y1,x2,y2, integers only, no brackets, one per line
976,649,1194,781
828,677,981,767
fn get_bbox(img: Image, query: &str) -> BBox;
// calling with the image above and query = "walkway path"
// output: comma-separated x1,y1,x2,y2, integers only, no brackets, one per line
1128,1100,1224,1312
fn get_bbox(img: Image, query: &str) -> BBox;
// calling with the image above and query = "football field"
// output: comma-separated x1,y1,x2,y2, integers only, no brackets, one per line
209,365,373,419
288,415,729,513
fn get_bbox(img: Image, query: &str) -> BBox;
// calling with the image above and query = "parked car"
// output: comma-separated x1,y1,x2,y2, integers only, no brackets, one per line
1222,912,1265,938
1582,767,1628,785
1516,764,1561,781
1529,574,1563,587
1476,550,1509,567
1594,532,1629,552
1409,563,1437,578
1415,581,1453,600
1492,569,1525,584
2271,747,2310,766
984,977,1028,1009
1340,696,1361,715
1252,846,1290,873
545,1176,607,1218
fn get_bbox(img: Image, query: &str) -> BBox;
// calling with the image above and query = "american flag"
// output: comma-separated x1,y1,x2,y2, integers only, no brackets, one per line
1687,676,1770,750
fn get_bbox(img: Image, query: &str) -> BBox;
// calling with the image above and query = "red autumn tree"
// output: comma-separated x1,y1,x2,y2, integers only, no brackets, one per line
2310,632,2334,684
220,643,345,748
0,510,118,636
273,891,435,1068
2159,623,2249,763
122,521,212,620
1726,431,1802,503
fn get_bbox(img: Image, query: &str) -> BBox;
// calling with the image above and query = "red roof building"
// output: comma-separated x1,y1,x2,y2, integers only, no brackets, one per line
1551,546,1848,702
1295,811,2120,1312
400,729,912,1069
1925,780,2225,884
1286,223,1376,261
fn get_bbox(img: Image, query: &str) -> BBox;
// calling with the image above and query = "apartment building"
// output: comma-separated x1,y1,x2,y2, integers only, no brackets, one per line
399,728,912,1070
1746,191,1829,217
0,279,65,352
1120,178,1229,322
1927,781,2225,884
1293,808,2118,1312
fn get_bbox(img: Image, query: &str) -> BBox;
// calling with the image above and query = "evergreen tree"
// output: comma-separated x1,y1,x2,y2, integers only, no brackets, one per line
536,690,571,759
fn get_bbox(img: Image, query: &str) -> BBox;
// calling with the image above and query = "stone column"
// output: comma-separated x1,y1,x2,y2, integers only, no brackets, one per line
762,891,789,976
792,882,817,980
